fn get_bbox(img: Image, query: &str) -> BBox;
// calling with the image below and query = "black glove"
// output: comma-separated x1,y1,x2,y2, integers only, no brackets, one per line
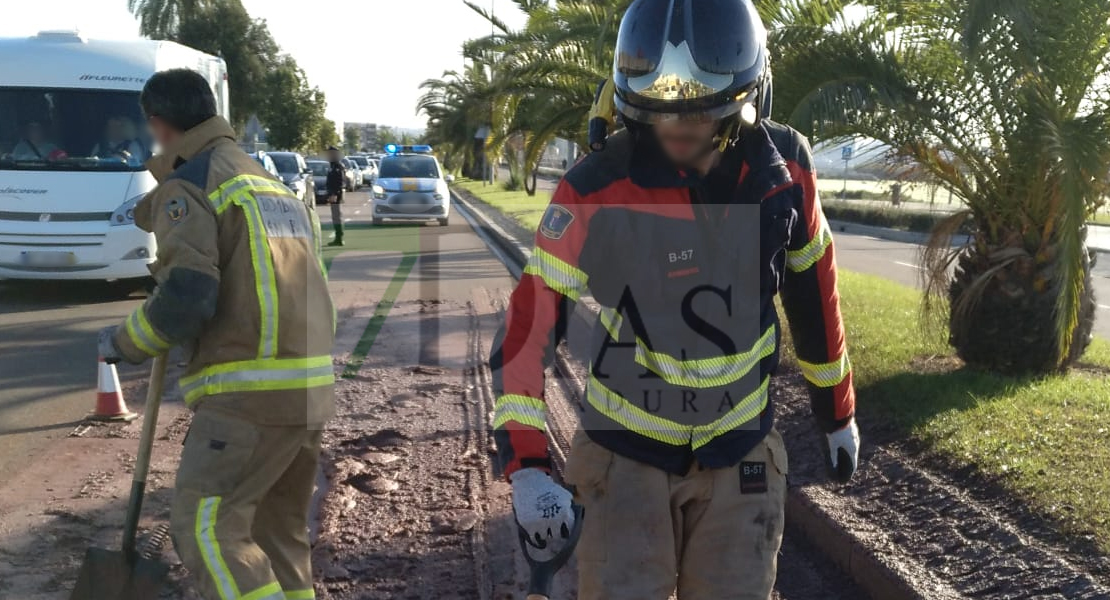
98,326,124,365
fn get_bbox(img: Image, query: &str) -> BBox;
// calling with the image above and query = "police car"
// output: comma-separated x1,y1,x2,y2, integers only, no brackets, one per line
370,144,454,226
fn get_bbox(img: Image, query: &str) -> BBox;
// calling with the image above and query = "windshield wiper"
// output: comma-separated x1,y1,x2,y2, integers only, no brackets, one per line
0,156,135,171
0,157,49,169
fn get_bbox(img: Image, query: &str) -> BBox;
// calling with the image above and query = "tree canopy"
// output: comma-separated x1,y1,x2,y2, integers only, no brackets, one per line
130,0,333,153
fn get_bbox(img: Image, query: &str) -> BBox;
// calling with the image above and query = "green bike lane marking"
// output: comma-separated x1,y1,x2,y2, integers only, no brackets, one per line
339,252,418,378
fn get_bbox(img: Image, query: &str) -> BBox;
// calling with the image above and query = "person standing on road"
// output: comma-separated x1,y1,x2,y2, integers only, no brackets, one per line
325,146,346,246
96,68,335,600
489,1,860,598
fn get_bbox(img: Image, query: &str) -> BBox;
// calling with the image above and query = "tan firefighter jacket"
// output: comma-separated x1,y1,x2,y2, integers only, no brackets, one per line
113,116,335,425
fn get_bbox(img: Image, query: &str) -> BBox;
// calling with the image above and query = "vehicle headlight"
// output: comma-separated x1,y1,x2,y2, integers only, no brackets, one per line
110,194,144,226
373,185,386,199
433,192,444,201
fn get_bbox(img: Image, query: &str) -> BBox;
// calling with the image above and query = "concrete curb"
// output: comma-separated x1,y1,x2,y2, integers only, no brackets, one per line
786,491,933,600
451,184,931,600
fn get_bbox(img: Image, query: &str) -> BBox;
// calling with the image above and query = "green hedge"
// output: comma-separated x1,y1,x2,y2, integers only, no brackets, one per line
822,202,971,235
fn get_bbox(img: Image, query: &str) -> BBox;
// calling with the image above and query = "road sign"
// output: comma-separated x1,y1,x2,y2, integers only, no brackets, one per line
841,146,854,161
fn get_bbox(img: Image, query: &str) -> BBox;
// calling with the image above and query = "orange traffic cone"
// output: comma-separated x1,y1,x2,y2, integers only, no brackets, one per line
90,356,138,422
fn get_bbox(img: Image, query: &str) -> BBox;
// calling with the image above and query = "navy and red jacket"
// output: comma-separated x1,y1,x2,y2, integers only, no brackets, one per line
490,121,855,478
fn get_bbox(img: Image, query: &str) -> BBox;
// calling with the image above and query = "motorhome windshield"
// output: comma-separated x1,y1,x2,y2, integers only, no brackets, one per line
0,87,151,172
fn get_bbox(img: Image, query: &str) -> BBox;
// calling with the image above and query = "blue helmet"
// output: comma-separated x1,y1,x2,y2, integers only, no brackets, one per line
612,0,772,127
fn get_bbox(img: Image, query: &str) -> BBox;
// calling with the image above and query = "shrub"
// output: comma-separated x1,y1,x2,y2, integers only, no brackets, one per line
822,202,972,235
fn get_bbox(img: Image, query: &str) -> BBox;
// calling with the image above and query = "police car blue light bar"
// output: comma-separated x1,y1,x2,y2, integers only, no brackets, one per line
384,144,433,154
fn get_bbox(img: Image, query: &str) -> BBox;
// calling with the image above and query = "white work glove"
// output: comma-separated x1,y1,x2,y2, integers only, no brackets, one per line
510,468,575,561
826,418,860,483
97,326,124,365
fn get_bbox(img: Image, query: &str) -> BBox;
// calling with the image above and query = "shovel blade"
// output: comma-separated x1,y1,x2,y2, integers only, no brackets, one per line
69,547,169,600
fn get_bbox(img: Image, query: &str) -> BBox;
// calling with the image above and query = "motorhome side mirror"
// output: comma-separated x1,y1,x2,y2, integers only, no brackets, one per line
444,174,455,182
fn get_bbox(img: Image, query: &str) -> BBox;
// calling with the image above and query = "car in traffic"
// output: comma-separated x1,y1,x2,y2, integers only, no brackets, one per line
250,150,281,180
306,159,331,205
340,157,360,191
347,155,376,185
371,144,453,226
267,151,315,206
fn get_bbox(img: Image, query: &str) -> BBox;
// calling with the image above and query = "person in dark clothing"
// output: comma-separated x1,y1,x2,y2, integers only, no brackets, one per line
325,146,345,246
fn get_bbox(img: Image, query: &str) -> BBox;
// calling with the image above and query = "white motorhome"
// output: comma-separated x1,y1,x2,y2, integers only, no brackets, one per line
0,31,229,280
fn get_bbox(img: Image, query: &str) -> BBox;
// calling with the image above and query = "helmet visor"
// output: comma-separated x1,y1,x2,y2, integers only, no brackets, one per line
614,86,759,125
686,0,767,75
614,0,676,78
615,0,767,78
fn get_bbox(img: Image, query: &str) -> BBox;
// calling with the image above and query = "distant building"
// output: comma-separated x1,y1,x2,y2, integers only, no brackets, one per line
346,122,379,152
238,114,269,152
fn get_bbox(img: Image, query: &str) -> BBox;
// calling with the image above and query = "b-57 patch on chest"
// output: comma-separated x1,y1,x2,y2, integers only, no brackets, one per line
166,197,188,223
539,204,574,240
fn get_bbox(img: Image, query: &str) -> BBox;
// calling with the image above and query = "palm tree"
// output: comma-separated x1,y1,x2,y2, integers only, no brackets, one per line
457,0,854,193
774,0,1110,373
127,0,219,38
418,62,496,177
459,0,629,191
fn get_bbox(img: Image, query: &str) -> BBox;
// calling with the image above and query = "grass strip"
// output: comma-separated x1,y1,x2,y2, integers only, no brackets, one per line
341,252,418,378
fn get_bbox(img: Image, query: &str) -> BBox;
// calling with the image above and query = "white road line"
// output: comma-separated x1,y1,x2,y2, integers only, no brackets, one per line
893,261,924,270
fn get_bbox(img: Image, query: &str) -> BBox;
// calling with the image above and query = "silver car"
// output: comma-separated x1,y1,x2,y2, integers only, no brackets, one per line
371,147,454,226
348,155,376,185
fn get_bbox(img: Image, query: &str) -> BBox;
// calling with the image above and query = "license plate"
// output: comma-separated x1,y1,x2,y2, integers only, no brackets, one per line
21,251,78,268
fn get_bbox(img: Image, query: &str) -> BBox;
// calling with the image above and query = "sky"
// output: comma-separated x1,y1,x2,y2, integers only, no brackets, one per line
0,0,528,130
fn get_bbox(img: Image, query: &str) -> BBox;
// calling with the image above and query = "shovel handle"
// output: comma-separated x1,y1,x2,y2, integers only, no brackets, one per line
121,355,168,559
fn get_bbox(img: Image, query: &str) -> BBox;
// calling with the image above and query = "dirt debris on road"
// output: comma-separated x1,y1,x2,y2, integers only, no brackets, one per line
311,293,552,600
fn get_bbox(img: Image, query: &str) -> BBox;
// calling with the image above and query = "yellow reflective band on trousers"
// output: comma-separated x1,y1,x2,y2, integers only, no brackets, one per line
207,174,300,359
285,590,316,600
586,375,770,449
586,376,692,446
196,496,238,600
179,355,335,405
523,247,587,301
690,376,770,449
798,353,851,387
241,583,285,600
634,324,777,388
492,394,547,430
786,214,833,272
125,307,172,356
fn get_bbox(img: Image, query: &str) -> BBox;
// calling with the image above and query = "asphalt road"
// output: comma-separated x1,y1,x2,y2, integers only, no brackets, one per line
831,230,1110,340
0,279,153,483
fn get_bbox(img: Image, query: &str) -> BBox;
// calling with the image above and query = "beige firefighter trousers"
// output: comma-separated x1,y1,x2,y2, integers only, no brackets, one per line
170,407,322,600
563,428,789,600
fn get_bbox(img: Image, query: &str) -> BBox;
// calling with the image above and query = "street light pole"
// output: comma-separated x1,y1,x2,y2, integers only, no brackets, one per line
488,0,496,185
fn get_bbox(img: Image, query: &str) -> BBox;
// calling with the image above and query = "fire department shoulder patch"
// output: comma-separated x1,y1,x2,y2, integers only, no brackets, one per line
166,197,188,223
539,204,574,240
